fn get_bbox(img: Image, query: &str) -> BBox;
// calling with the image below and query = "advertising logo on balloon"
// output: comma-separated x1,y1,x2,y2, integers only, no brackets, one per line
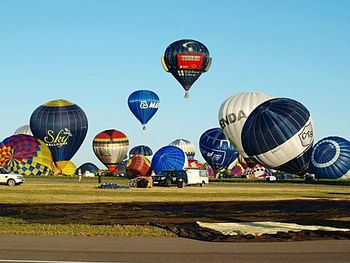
201,146,226,166
140,101,159,109
44,128,72,147
219,110,247,129
298,122,314,147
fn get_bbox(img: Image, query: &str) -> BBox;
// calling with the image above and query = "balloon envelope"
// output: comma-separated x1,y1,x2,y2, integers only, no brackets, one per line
129,145,153,157
162,39,211,97
169,139,196,160
0,134,53,176
151,146,186,175
14,125,33,136
309,136,350,179
77,162,99,175
218,92,273,159
199,128,239,172
242,98,314,174
93,129,129,174
128,90,160,129
30,99,88,165
126,154,152,178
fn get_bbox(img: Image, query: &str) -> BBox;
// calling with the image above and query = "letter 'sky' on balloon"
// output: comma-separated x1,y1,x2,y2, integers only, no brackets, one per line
161,39,212,99
30,99,88,171
128,90,160,130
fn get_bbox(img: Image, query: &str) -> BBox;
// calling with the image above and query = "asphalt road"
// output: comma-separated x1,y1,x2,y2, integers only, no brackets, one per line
0,235,349,263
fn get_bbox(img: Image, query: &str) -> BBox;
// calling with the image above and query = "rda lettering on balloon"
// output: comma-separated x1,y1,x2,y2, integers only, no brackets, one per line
298,122,313,147
219,110,247,129
140,101,159,109
44,128,72,147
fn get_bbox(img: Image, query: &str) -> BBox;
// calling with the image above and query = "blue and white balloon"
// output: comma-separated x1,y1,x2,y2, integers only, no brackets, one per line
199,128,239,172
242,98,314,174
309,136,350,180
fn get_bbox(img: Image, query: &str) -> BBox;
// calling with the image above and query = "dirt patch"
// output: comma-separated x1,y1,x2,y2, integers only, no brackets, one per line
0,199,349,242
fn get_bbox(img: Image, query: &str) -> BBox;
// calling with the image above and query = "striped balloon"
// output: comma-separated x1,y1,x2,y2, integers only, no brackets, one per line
242,98,314,174
309,136,350,179
30,99,88,169
93,129,129,174
169,139,196,160
14,125,33,136
126,154,152,178
129,145,153,158
151,146,186,175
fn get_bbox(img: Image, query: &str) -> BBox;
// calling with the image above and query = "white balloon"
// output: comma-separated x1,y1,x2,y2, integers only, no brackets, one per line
169,139,196,160
14,125,33,136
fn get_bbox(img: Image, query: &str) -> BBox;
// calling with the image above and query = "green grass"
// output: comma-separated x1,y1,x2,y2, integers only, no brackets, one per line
0,217,175,237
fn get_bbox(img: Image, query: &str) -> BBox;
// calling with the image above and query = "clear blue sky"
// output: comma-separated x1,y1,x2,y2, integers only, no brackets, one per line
0,0,349,167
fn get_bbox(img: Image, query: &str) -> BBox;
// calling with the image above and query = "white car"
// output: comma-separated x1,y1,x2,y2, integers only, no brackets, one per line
0,167,25,186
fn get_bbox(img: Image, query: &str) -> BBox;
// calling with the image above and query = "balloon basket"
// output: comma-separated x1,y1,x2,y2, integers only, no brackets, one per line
142,125,146,130
184,92,189,99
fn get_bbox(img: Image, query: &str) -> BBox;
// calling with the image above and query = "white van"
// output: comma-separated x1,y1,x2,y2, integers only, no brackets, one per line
185,169,209,187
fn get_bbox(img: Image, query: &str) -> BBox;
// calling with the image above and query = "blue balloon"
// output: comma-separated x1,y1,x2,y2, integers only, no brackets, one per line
242,98,314,175
309,136,350,179
151,146,186,175
129,145,153,157
128,90,160,130
199,128,239,172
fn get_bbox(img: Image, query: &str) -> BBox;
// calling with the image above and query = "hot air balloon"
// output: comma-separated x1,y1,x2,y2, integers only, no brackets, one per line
187,159,206,169
14,125,33,136
128,90,160,130
242,98,314,175
129,145,153,158
244,164,272,180
0,134,54,176
199,128,239,175
93,129,129,174
162,39,212,98
218,92,273,167
30,99,88,172
58,160,76,176
151,146,186,175
77,162,99,175
126,154,152,178
169,139,196,160
309,136,350,180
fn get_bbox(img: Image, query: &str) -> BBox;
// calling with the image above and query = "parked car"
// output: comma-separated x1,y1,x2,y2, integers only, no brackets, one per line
152,169,209,188
0,167,24,186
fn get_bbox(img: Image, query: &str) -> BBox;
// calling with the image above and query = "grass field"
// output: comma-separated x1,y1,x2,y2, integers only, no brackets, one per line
0,177,349,238
0,177,350,204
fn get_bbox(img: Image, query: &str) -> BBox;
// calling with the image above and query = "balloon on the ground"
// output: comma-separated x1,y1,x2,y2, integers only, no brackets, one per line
14,125,33,136
128,90,160,130
309,136,350,179
93,129,129,174
242,98,314,175
199,128,239,173
129,145,153,158
227,162,245,177
76,162,99,175
244,164,272,179
56,160,76,176
151,146,186,175
126,154,152,178
0,134,53,176
30,99,88,170
187,159,206,169
218,92,273,166
162,39,212,98
169,139,196,160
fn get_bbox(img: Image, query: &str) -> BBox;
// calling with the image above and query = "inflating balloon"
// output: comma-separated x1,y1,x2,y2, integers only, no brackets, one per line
309,136,350,179
199,128,239,174
128,90,160,130
162,39,211,98
56,160,76,176
77,162,99,175
14,125,33,136
129,145,153,158
30,99,88,171
151,146,186,175
244,164,272,180
0,134,53,176
169,139,196,160
126,154,152,178
218,92,273,167
93,129,129,174
242,98,314,175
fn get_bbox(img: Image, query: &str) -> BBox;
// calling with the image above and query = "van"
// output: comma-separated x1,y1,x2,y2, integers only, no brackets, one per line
152,169,209,188
185,169,209,187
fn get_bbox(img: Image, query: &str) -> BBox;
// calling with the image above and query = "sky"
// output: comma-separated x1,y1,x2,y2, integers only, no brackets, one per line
0,0,349,168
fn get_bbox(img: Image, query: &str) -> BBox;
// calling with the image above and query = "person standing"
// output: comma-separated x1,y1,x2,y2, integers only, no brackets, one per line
78,169,82,183
97,170,102,184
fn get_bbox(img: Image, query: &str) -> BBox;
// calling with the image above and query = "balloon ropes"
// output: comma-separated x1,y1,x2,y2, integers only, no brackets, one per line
30,99,88,173
128,90,160,130
162,39,212,98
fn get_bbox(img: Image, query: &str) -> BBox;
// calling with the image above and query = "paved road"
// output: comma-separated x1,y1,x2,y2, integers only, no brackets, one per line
0,235,349,263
